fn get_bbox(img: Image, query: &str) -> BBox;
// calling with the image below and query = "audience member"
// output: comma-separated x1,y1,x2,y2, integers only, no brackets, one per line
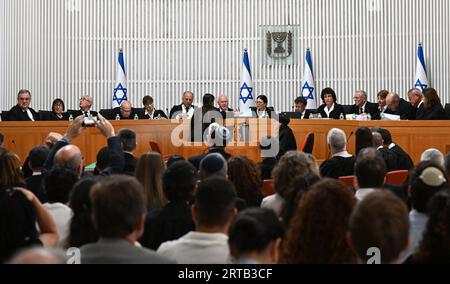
227,156,263,207
349,191,409,264
118,128,137,175
24,145,49,202
80,175,174,264
277,114,297,158
135,152,167,210
280,178,356,264
157,177,237,264
320,128,356,179
420,148,445,168
229,208,284,264
258,136,279,180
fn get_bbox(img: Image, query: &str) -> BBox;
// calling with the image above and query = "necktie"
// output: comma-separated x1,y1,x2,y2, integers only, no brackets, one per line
359,107,363,114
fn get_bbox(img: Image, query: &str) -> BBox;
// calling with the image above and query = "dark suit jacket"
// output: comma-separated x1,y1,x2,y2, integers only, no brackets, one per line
169,104,196,119
250,107,275,118
46,112,67,121
391,144,414,170
320,156,356,179
385,98,415,120
278,125,297,158
220,108,235,119
111,107,141,120
378,147,399,171
123,152,137,176
258,158,278,180
348,102,381,120
141,109,168,119
140,200,195,251
25,174,47,203
5,105,39,121
415,104,448,120
69,109,99,118
317,103,346,119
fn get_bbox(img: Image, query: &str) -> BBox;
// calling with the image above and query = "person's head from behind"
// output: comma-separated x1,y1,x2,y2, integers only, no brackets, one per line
414,190,450,263
202,93,215,109
199,153,228,180
294,96,307,113
118,128,137,153
91,175,146,240
207,123,231,148
53,145,83,177
227,156,262,206
193,177,237,231
420,148,445,168
348,191,409,264
167,155,185,168
0,149,25,189
67,178,99,248
408,88,423,108
327,128,347,154
163,160,196,202
372,127,393,146
119,101,132,118
422,88,441,110
229,208,284,264
17,89,31,110
52,98,65,114
280,178,356,264
355,126,373,155
386,92,400,112
354,155,386,189
0,188,39,263
272,151,319,199
371,131,383,148
321,87,337,106
28,145,50,172
182,91,194,109
135,152,166,209
410,161,448,213
9,247,66,264
278,113,290,127
44,166,79,204
95,147,109,173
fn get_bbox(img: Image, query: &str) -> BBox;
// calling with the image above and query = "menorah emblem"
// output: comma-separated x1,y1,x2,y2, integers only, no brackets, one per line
266,30,293,59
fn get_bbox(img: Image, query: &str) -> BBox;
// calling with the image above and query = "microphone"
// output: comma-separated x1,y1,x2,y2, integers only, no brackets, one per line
347,131,354,142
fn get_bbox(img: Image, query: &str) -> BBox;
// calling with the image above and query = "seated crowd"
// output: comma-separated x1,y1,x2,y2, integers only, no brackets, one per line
2,90,450,265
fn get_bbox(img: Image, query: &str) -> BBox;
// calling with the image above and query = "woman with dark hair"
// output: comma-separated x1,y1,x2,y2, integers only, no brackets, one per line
227,156,263,207
191,93,218,142
49,98,66,120
66,178,99,248
355,126,373,156
416,88,448,120
411,190,450,263
0,188,58,262
251,95,274,118
280,178,357,264
317,88,346,119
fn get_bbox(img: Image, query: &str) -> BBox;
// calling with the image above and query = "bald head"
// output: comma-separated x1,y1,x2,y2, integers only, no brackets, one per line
10,248,66,264
218,95,229,112
372,132,383,148
120,101,132,118
54,145,83,176
386,92,400,112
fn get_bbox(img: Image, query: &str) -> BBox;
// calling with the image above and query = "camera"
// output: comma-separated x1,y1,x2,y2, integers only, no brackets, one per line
82,116,97,127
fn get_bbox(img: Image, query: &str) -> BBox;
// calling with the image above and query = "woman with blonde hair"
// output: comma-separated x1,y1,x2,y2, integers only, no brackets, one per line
135,152,167,210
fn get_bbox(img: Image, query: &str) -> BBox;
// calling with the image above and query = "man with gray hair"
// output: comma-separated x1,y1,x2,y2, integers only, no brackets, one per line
349,90,380,119
70,95,98,118
217,94,234,119
420,148,445,168
320,128,356,179
408,88,424,119
385,92,415,120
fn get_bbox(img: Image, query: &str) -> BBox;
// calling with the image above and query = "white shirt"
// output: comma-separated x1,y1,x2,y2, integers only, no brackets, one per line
261,193,284,218
26,109,35,121
399,209,428,262
145,109,155,119
176,105,195,119
388,143,396,150
324,104,335,118
157,231,230,264
333,150,352,158
355,188,376,201
43,203,73,247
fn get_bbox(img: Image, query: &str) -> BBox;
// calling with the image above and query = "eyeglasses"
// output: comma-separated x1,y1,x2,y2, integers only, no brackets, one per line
353,97,362,100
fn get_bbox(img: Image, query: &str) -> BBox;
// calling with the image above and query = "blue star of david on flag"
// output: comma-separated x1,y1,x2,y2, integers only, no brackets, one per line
113,83,128,106
240,82,254,104
302,82,315,100
415,79,428,91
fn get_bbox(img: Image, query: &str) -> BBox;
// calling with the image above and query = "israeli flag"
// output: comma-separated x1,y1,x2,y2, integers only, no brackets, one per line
113,48,128,108
239,49,255,117
301,48,316,109
414,43,429,91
